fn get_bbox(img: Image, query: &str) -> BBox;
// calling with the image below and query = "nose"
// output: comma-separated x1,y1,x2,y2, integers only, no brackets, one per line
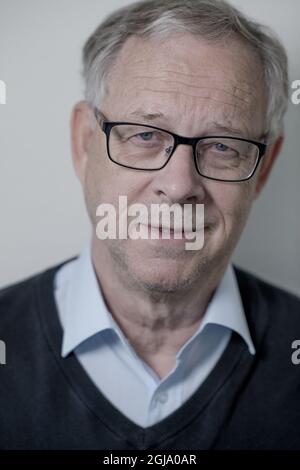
152,143,206,203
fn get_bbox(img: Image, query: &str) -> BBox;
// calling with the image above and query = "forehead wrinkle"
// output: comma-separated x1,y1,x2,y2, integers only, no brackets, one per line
123,86,253,118
133,79,252,105
131,72,257,98
123,72,259,106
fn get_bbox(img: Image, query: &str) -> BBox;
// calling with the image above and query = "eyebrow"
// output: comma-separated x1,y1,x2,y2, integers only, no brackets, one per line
128,110,165,121
208,121,250,137
128,111,249,137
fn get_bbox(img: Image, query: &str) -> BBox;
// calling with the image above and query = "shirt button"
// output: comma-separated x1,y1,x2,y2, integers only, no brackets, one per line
157,392,168,404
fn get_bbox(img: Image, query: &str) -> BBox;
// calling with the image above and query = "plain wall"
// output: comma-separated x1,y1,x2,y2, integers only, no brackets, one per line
0,0,299,294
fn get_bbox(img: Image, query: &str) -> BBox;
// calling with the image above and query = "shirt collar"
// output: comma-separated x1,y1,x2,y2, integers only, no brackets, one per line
59,244,116,357
199,264,255,355
57,244,255,358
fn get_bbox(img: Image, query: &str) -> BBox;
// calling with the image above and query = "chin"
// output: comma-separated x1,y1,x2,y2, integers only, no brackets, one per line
127,255,210,295
134,273,195,295
107,233,226,293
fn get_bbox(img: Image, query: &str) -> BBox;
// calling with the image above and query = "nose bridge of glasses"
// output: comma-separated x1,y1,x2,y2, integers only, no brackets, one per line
166,135,199,175
173,134,198,154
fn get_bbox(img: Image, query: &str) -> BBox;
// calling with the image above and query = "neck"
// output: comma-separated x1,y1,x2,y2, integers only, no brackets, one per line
91,237,226,378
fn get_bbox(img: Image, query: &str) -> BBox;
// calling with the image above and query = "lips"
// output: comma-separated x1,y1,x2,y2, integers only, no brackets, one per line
140,224,204,239
149,225,203,233
153,226,182,233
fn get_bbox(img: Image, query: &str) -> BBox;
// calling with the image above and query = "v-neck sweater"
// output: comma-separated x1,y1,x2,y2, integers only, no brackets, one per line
0,260,300,450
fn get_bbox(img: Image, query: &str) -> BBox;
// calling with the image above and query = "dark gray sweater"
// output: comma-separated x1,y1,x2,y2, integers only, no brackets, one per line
0,259,300,450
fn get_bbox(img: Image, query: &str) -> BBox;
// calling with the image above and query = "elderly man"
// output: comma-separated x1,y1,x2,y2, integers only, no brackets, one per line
1,0,300,451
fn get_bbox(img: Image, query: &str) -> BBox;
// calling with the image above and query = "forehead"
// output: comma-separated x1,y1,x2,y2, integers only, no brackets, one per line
104,34,267,135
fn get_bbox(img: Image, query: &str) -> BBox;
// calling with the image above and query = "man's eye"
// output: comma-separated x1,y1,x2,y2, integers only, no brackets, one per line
133,132,154,141
214,143,230,152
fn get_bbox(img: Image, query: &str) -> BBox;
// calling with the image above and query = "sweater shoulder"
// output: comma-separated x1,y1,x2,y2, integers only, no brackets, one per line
235,265,300,303
0,257,76,328
234,265,300,328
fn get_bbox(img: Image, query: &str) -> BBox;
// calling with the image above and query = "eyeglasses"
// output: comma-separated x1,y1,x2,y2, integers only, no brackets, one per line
93,107,267,183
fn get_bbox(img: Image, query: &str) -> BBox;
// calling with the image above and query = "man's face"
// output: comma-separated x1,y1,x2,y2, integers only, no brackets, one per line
76,33,271,293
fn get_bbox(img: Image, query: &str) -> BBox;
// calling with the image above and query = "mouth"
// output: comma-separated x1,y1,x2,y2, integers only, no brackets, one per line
139,224,205,240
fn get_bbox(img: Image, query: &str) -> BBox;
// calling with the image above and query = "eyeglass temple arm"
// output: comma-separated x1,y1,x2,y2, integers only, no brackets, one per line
93,107,108,127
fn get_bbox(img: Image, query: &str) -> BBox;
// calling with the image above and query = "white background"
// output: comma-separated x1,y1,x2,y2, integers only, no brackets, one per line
0,0,299,294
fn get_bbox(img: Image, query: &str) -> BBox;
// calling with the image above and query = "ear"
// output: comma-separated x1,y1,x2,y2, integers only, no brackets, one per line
254,135,284,198
70,101,96,186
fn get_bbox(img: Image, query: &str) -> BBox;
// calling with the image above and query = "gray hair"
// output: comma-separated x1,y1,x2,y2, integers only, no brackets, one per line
82,0,289,138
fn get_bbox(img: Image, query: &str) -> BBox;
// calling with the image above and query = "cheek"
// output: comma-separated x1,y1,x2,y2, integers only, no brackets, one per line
84,152,150,220
208,181,256,233
83,148,113,225
85,147,115,201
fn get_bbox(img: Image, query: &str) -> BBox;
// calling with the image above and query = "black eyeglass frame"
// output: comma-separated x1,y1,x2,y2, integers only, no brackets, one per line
93,107,268,183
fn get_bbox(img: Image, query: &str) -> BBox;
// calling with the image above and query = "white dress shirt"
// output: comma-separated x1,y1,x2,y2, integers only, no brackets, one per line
54,243,255,428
